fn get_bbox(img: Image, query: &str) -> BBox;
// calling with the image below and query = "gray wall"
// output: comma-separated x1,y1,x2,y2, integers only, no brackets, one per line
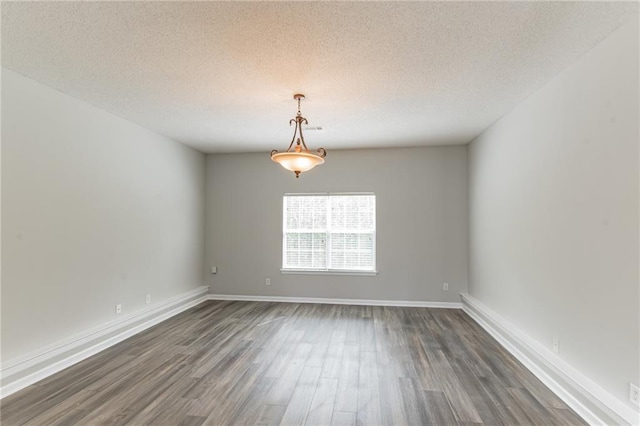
1,69,205,361
468,18,639,410
205,146,468,302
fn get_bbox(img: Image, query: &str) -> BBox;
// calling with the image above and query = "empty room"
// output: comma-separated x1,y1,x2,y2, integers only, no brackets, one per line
1,2,638,425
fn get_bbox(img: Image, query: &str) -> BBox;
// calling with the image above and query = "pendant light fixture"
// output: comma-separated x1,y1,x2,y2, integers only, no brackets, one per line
271,94,326,178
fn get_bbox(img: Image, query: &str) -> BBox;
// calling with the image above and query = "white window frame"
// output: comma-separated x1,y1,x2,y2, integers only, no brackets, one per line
281,192,377,276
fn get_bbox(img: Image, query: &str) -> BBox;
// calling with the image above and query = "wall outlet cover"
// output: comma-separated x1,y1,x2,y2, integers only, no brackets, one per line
630,383,640,406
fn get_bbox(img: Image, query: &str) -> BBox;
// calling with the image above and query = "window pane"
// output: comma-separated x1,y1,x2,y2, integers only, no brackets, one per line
329,232,374,270
283,231,326,269
284,196,327,231
330,195,375,232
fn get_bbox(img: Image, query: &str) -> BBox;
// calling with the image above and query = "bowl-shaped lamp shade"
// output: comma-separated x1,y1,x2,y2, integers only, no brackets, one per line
271,151,325,175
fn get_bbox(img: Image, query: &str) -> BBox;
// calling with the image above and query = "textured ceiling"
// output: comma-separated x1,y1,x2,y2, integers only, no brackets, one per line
2,2,637,153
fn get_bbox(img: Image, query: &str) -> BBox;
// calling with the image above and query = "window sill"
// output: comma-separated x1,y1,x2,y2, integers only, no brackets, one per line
280,269,378,277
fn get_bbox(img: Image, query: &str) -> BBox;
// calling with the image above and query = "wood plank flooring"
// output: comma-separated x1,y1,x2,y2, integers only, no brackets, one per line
1,301,587,425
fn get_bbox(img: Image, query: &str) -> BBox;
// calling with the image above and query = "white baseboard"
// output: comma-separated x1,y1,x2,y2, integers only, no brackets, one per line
0,286,209,399
208,293,462,309
461,293,639,426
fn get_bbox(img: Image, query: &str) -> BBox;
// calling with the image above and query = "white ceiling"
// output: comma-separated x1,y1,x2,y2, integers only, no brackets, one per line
2,2,637,153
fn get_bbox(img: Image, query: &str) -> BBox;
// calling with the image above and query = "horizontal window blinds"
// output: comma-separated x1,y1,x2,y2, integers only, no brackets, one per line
283,194,376,272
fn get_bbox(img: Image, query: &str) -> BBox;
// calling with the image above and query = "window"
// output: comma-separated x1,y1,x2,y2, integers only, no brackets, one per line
282,193,376,274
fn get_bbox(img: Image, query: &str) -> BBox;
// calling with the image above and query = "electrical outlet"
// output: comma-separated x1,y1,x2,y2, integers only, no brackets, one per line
211,266,217,274
552,337,559,354
265,278,271,286
116,304,122,314
146,294,151,305
630,383,640,406
443,283,449,291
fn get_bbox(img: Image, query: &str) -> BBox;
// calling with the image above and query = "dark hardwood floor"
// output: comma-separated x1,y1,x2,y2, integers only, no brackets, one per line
1,300,586,425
